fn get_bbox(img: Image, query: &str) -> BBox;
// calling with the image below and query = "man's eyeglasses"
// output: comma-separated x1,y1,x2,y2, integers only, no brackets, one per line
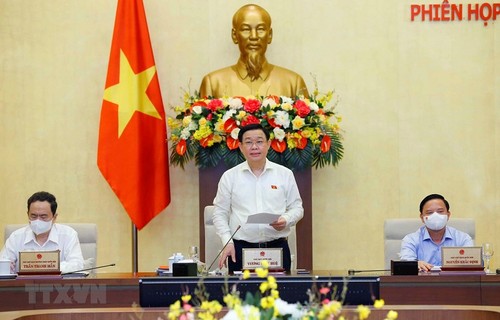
243,140,266,148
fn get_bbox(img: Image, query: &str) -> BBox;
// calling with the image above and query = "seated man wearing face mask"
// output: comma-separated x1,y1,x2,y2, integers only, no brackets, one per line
0,191,84,273
400,193,473,272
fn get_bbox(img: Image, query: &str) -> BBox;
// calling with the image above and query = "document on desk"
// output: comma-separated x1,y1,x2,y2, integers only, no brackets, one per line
246,213,280,224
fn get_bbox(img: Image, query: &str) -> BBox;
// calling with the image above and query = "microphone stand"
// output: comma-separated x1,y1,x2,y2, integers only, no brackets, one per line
205,226,241,273
61,263,116,276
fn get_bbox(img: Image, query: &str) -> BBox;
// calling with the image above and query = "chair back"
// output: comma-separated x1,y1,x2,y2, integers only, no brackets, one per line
204,206,297,271
4,223,97,269
383,218,475,269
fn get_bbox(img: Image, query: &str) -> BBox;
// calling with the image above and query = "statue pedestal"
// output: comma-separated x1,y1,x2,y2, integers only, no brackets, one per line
198,163,312,270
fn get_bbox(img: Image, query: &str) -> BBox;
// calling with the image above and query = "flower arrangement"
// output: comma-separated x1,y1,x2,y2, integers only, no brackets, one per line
166,261,398,320
168,86,344,171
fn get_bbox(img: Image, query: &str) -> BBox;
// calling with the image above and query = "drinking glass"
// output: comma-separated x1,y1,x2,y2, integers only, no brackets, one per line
482,243,494,273
189,246,199,261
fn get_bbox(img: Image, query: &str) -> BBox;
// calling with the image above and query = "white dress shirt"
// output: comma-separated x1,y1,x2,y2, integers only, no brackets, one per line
0,223,84,273
212,159,304,245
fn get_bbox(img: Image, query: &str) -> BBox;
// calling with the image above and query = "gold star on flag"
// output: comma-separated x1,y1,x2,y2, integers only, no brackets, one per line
103,50,162,136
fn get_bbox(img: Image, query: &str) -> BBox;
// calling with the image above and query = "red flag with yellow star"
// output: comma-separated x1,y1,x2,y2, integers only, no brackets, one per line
98,0,170,230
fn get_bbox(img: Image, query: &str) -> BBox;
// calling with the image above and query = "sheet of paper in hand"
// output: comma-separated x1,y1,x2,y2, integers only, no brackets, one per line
246,213,280,224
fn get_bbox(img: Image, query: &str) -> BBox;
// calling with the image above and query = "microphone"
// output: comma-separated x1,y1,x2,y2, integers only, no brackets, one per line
61,263,116,276
206,225,241,273
348,269,389,275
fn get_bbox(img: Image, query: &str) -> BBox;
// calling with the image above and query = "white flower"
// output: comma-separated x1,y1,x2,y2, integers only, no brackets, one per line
192,105,203,114
230,128,240,140
280,96,293,104
273,127,286,141
274,110,291,129
187,121,198,131
222,305,260,320
309,102,319,112
222,109,237,122
262,98,277,109
228,97,244,110
274,299,307,319
180,128,191,140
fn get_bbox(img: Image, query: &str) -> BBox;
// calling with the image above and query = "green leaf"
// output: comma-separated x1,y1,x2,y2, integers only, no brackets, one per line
284,143,313,171
195,144,225,168
223,148,246,168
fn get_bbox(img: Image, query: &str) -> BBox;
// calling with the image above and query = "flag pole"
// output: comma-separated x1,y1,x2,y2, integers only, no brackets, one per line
132,223,138,273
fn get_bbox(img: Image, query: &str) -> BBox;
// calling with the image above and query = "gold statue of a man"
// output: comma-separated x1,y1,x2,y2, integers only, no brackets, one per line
199,4,309,98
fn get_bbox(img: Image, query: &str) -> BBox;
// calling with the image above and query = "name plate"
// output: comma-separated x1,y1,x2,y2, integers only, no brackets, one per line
441,246,482,270
242,248,283,270
19,250,61,274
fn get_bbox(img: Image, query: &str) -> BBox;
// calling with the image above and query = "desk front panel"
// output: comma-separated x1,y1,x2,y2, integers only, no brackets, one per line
0,273,150,311
380,274,483,305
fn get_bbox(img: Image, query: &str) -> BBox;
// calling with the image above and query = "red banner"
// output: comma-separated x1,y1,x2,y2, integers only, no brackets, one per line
98,0,170,230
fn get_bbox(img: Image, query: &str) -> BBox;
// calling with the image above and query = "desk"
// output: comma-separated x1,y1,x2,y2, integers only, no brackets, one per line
0,273,153,312
0,272,499,312
379,274,500,306
1,306,500,320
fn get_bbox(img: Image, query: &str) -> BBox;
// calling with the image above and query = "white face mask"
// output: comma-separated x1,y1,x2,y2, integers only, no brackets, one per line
30,219,53,235
424,212,448,231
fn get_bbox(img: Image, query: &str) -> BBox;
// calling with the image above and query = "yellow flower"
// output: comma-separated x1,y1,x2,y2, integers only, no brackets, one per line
270,288,279,298
193,125,212,140
260,296,275,309
200,300,223,314
374,299,385,309
223,293,241,309
182,115,192,127
292,115,305,130
267,276,277,289
282,102,293,111
357,305,371,320
255,267,268,278
259,281,269,293
236,110,247,119
167,300,181,320
199,117,207,126
261,260,269,269
214,120,225,133
242,269,251,279
385,310,398,320
213,134,223,143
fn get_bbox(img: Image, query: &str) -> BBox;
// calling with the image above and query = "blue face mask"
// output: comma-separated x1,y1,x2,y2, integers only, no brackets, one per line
424,212,448,231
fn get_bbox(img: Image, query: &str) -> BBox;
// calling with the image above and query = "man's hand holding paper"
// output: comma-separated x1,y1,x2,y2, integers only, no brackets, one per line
246,213,281,224
246,213,286,231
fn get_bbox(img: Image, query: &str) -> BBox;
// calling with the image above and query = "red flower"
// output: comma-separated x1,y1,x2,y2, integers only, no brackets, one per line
267,117,280,128
320,135,331,153
224,118,238,133
244,99,261,113
176,139,187,156
296,136,308,150
226,136,239,150
199,134,214,148
241,115,260,126
207,99,224,112
294,100,311,118
271,139,286,153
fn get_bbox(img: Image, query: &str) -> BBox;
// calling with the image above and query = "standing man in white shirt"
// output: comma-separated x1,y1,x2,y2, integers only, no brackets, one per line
0,191,84,273
212,124,304,273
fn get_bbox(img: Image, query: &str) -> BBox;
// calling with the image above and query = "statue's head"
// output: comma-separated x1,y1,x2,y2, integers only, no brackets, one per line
231,4,273,81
